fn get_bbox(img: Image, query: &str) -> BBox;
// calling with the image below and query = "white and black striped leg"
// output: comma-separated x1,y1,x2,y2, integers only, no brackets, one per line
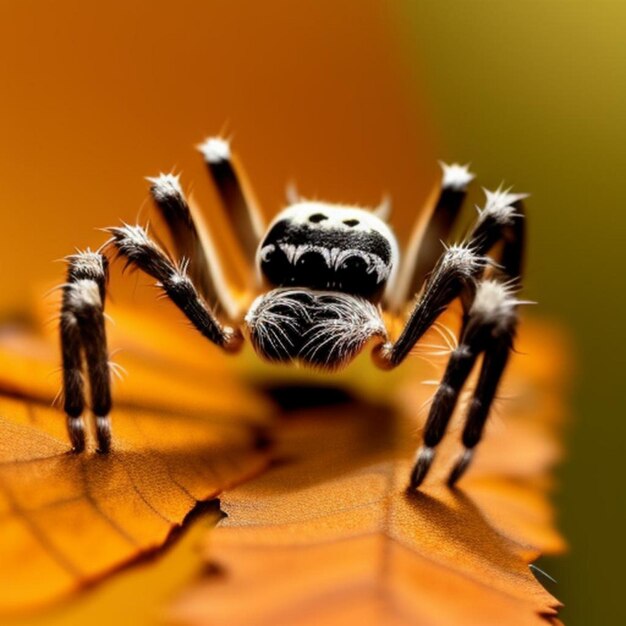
60,251,111,452
376,184,528,368
79,291,112,452
106,224,243,351
410,280,519,490
147,174,213,299
499,201,526,281
197,137,264,264
375,244,488,369
458,188,527,315
146,173,242,319
469,187,527,274
388,163,474,312
447,303,517,486
60,308,86,452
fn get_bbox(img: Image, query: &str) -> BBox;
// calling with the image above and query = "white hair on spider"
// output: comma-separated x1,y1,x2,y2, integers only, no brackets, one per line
299,292,387,369
470,279,526,333
197,136,231,163
112,223,152,249
146,173,183,201
65,249,106,278
440,162,475,191
65,279,102,311
271,201,396,236
478,185,529,225
440,243,486,278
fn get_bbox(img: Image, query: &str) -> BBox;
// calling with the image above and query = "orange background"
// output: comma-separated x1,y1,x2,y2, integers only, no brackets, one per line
0,0,435,315
0,2,437,624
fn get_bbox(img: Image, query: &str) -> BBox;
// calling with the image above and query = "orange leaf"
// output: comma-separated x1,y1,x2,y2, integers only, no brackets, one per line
0,317,272,613
170,320,567,626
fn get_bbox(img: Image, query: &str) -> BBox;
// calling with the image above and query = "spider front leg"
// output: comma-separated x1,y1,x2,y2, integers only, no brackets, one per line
59,227,242,453
60,251,111,452
105,224,243,351
447,301,516,486
409,279,519,489
375,185,527,488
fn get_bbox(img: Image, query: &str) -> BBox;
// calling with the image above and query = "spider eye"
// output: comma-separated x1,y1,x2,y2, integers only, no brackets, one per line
338,255,380,297
339,255,367,274
260,245,291,286
308,213,328,223
343,219,359,227
295,251,329,289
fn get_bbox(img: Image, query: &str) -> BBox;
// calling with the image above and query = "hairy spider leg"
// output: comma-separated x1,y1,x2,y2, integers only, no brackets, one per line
467,187,527,282
197,137,265,268
147,172,241,320
447,310,516,486
106,224,243,351
60,251,111,452
388,162,475,313
374,187,527,488
377,187,526,368
410,279,519,489
60,220,244,452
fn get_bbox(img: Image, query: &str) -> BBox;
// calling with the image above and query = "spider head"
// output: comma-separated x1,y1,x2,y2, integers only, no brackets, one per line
257,202,398,301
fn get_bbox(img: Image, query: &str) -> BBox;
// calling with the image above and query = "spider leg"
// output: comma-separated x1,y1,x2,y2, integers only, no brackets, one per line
376,186,526,368
447,312,515,486
388,162,474,312
197,137,265,266
375,184,527,488
106,224,243,351
60,251,111,452
147,173,241,320
375,243,488,369
468,186,527,280
409,279,519,489
59,225,242,453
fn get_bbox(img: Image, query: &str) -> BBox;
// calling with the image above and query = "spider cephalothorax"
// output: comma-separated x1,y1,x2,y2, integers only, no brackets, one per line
257,202,398,299
59,137,527,490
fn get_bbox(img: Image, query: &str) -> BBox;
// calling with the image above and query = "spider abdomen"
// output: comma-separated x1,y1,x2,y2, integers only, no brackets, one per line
245,288,387,370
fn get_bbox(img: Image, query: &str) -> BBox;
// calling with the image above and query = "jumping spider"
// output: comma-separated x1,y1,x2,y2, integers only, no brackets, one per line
60,138,527,489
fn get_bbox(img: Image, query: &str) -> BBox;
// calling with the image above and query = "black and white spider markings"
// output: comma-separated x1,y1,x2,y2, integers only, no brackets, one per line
60,137,528,490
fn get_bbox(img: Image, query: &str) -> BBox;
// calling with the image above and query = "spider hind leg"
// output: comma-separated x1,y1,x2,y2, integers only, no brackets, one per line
197,137,265,266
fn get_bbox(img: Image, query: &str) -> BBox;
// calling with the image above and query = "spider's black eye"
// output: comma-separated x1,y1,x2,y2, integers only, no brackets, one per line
260,245,291,286
295,251,329,289
343,219,359,227
339,255,367,275
308,213,328,223
338,255,380,297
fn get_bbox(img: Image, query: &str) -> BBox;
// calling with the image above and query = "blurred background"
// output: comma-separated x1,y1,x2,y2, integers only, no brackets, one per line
0,1,623,624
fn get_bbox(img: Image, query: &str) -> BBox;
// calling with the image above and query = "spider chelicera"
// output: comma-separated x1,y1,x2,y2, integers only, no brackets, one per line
60,137,528,490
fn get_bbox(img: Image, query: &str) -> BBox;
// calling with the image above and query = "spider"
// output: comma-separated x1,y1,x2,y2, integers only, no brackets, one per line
59,137,528,490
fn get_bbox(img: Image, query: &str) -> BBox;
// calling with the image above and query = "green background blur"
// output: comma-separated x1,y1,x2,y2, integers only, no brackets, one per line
402,2,625,624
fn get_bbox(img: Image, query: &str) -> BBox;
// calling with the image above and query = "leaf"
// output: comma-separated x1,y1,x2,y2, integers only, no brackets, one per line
0,305,272,613
170,319,568,626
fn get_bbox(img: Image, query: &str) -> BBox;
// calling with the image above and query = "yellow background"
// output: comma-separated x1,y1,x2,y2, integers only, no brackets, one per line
403,3,625,624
